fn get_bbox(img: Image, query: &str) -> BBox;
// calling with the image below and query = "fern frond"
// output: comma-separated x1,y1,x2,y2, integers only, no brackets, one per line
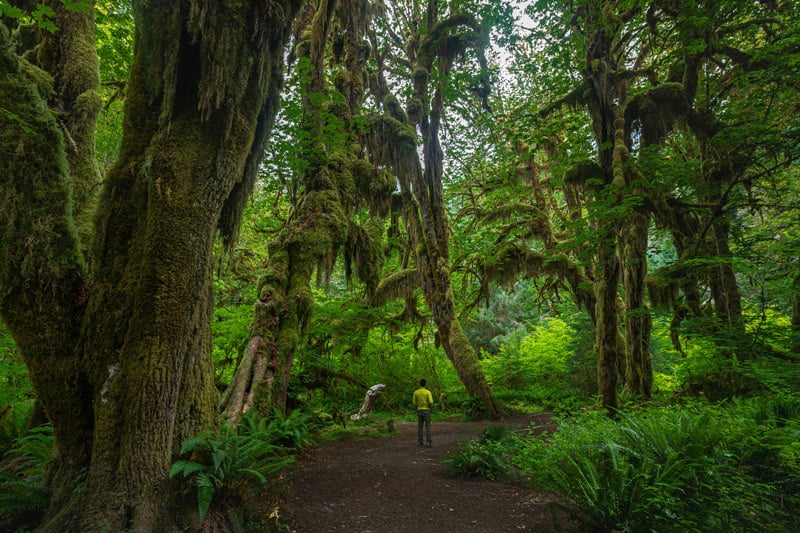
169,460,207,478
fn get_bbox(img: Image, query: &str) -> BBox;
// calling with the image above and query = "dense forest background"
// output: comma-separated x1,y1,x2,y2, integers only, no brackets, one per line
1,0,799,531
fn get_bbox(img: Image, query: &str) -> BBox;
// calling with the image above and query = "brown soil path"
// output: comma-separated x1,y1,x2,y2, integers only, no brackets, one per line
284,413,568,532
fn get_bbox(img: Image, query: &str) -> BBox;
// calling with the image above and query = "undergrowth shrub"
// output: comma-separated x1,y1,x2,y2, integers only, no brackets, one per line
451,400,799,532
533,402,798,531
0,425,53,530
0,321,35,454
170,409,314,529
444,424,523,481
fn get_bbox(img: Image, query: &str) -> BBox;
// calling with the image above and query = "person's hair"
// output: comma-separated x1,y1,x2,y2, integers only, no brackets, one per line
420,379,426,387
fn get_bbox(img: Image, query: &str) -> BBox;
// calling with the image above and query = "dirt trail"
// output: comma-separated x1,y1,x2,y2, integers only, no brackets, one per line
284,413,567,532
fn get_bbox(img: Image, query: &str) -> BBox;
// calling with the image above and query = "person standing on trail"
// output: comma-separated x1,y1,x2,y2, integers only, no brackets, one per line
413,379,434,447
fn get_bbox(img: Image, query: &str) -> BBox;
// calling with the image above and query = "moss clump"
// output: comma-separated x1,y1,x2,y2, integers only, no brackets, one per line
564,159,605,187
384,94,407,123
0,27,84,295
406,97,424,123
18,58,54,100
626,82,688,146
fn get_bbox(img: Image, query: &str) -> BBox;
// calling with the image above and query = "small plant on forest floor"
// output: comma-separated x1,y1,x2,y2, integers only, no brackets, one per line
461,396,487,421
170,410,311,528
444,430,522,481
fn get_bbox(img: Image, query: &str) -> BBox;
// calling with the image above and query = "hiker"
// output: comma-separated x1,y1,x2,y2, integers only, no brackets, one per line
412,379,433,447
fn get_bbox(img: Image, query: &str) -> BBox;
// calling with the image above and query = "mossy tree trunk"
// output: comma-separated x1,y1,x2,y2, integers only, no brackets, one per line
580,2,631,412
792,273,800,355
36,0,102,244
368,1,506,419
0,18,92,525
621,208,653,398
0,0,299,529
221,0,389,418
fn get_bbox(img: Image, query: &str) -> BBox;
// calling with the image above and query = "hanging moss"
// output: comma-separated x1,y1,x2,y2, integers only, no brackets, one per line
351,160,393,217
417,13,479,67
625,82,688,146
385,93,408,123
564,159,605,187
413,66,428,88
406,97,424,124
646,273,675,310
344,219,384,296
373,115,417,151
370,269,421,307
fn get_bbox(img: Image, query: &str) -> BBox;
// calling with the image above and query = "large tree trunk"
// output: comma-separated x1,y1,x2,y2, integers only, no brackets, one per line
1,0,299,529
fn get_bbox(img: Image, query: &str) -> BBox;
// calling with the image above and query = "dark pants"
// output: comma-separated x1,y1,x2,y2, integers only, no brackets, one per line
417,410,431,445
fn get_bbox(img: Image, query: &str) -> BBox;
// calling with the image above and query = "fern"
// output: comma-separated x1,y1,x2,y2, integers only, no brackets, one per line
518,403,799,531
170,410,312,523
0,425,53,527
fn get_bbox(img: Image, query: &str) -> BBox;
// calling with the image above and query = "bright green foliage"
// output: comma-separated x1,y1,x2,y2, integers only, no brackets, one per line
169,409,310,524
95,1,133,84
444,438,515,481
481,316,592,410
673,313,800,399
292,288,466,416
444,398,800,531
0,425,54,528
0,321,33,451
257,408,316,452
211,303,252,384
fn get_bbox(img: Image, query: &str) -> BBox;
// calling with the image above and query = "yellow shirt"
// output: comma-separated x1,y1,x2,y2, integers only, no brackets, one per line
412,387,433,411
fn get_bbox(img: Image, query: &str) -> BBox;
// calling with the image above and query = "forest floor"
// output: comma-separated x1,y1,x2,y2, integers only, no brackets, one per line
284,412,574,532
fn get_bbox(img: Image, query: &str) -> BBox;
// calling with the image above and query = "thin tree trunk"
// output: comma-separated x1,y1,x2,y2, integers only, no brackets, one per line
621,210,653,398
582,2,626,414
709,219,744,337
596,232,620,413
792,273,800,354
406,6,504,419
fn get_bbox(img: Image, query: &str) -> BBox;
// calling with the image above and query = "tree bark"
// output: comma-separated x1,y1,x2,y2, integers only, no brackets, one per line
0,20,92,522
581,2,629,413
596,233,620,413
37,0,103,245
